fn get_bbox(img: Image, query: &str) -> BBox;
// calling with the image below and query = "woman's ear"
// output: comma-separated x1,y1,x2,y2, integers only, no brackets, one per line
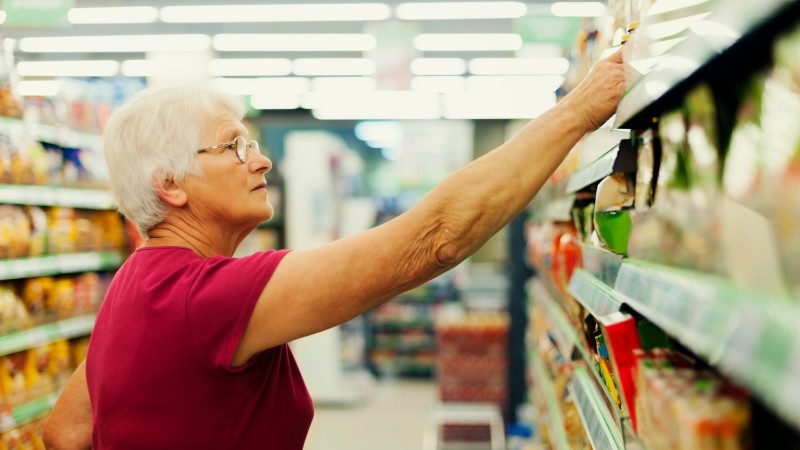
154,177,188,207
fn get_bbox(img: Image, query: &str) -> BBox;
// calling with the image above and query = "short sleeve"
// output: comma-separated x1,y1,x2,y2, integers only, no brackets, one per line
186,249,290,372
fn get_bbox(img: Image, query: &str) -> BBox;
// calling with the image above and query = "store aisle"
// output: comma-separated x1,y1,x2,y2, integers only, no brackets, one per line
305,379,437,450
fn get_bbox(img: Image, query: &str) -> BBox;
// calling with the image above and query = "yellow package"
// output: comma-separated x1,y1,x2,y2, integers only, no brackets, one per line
47,340,72,390
0,353,27,406
2,428,22,450
70,338,90,367
23,348,51,398
47,278,74,319
21,278,53,324
0,285,32,334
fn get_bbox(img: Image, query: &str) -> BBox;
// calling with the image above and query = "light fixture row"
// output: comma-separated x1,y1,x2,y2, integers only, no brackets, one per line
48,2,605,25
18,74,565,100
15,57,570,78
16,33,534,53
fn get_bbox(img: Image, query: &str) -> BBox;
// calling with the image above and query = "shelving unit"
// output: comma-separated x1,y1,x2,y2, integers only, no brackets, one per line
0,251,125,281
569,365,624,450
527,0,800,445
616,0,800,128
0,116,103,151
0,392,59,433
0,315,95,357
529,350,571,450
0,106,126,439
0,184,115,210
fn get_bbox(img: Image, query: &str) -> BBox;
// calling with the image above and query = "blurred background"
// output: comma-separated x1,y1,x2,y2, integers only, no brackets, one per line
1,0,800,449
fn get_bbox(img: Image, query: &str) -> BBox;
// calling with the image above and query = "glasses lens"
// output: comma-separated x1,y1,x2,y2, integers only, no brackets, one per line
250,140,259,155
234,136,247,163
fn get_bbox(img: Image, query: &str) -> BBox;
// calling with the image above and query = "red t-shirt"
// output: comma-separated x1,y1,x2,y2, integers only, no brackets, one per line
86,246,314,449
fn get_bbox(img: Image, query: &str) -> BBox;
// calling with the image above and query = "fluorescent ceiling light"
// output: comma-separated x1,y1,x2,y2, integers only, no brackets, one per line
467,75,564,92
311,77,376,91
161,3,390,23
212,77,311,95
213,34,376,52
396,2,526,20
307,91,441,120
121,60,159,77
550,2,606,17
645,12,712,40
293,58,375,76
68,7,158,24
647,0,709,16
411,76,466,92
414,34,522,51
19,35,210,53
17,80,60,97
16,60,119,77
468,57,569,75
354,121,403,143
443,91,555,119
410,58,466,75
208,58,292,77
250,93,302,110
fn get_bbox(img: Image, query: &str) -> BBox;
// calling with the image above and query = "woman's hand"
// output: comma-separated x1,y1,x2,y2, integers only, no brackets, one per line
561,49,626,133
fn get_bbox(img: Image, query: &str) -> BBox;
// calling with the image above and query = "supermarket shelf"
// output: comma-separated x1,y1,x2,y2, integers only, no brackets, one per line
0,184,115,210
533,284,581,363
616,0,800,129
0,116,103,150
0,250,125,281
0,392,59,432
566,140,635,194
567,269,624,319
569,365,624,450
0,314,95,357
529,351,571,450
580,243,624,287
614,260,800,431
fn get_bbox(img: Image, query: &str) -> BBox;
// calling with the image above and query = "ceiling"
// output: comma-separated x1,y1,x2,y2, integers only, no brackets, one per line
0,1,600,119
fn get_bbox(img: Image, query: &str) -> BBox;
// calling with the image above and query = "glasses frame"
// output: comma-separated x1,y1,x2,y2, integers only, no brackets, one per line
196,135,259,163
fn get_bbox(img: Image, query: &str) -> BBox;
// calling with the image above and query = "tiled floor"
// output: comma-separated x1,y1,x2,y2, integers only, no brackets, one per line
304,379,438,450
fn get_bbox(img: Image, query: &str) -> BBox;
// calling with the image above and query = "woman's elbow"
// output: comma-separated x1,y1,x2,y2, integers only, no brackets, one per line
42,421,91,450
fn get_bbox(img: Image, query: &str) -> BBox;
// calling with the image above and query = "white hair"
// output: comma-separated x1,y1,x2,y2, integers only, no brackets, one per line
103,84,245,237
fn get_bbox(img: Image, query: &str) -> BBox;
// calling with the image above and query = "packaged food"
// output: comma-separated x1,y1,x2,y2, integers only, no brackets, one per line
70,337,90,367
46,208,77,255
0,353,27,406
72,273,100,314
0,285,32,334
48,340,72,390
24,207,47,258
47,278,74,319
22,278,54,325
23,347,51,398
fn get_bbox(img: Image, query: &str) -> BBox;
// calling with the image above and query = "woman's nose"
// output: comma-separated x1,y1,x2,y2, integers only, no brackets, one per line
251,153,272,174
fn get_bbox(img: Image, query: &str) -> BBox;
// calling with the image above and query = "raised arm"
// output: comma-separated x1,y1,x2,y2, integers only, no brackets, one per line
43,361,93,450
232,51,625,366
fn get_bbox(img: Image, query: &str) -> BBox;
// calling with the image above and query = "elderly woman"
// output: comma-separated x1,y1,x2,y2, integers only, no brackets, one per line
43,51,624,449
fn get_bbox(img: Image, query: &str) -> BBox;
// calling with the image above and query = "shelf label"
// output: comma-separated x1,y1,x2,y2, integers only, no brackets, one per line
570,367,623,450
57,188,115,210
58,315,95,339
568,270,622,318
58,253,102,273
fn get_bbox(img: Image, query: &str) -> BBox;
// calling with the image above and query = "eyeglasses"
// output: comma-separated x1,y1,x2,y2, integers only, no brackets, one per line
196,135,259,164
